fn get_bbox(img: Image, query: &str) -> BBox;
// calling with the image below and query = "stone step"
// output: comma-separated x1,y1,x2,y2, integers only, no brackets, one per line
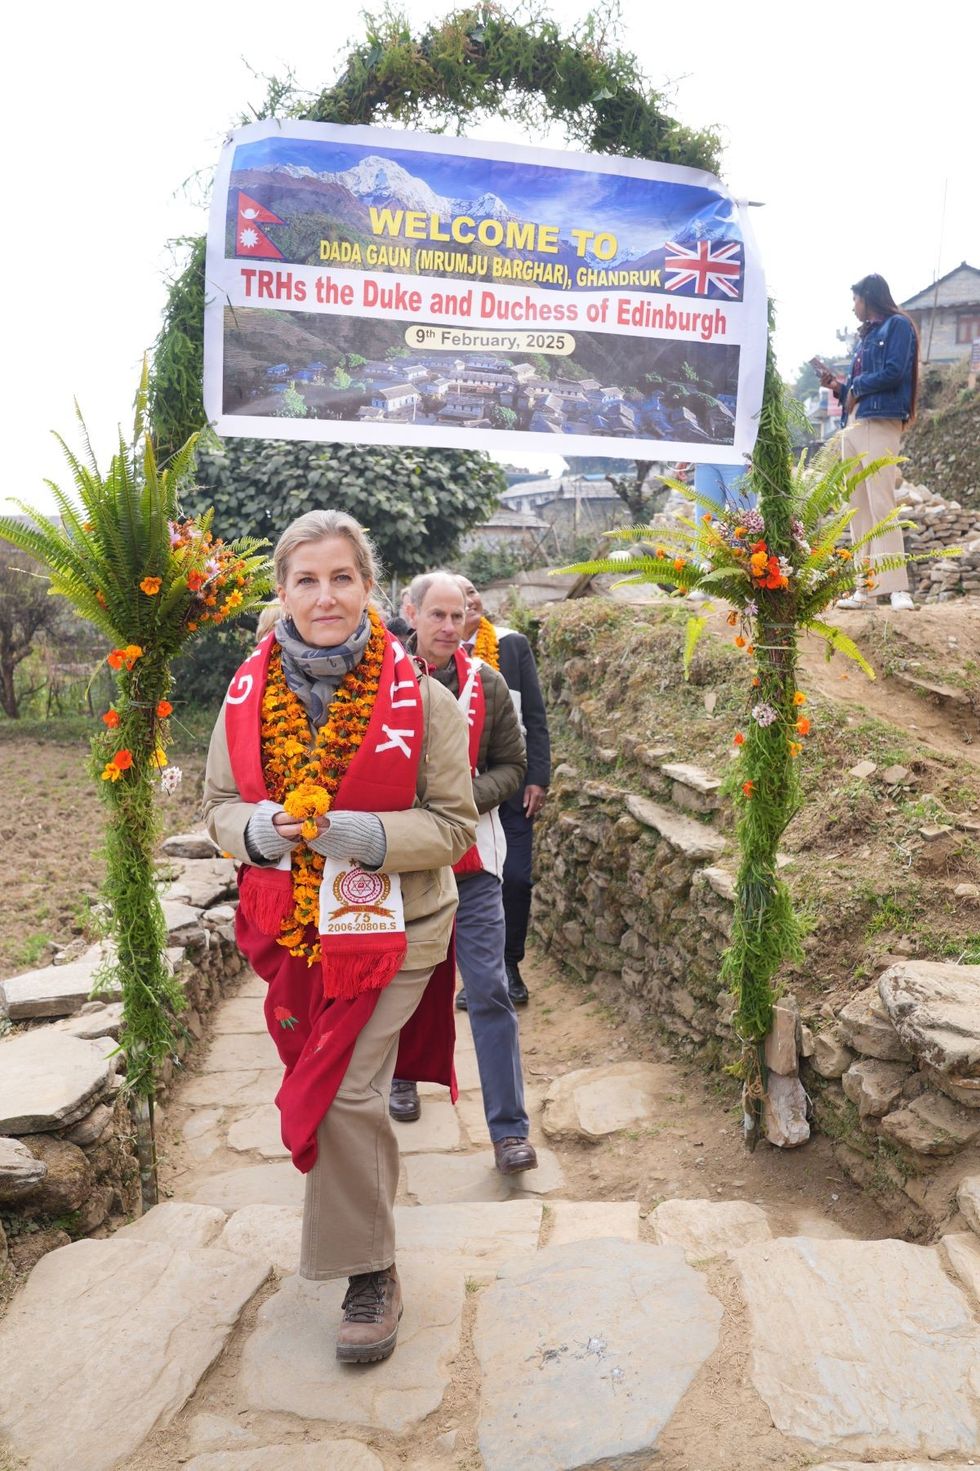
734,1236,980,1457
0,1236,269,1471
660,760,725,814
0,945,117,1021
625,793,727,862
0,1029,116,1133
240,1254,465,1435
473,1239,723,1471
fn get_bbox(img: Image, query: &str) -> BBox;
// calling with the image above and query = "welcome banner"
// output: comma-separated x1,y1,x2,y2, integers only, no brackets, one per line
204,120,767,462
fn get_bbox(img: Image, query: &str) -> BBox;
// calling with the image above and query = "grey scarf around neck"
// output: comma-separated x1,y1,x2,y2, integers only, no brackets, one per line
275,614,371,729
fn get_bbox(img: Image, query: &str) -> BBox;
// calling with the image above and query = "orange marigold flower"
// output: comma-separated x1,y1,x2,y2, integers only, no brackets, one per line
795,717,811,736
655,545,667,558
733,526,747,538
113,749,134,771
156,700,173,718
836,547,852,560
742,781,754,798
726,611,738,626
102,709,120,728
752,676,761,688
793,691,806,706
186,571,205,591
735,635,746,648
733,732,745,746
788,740,804,758
107,649,126,670
123,645,143,670
140,576,162,596
224,590,244,610
747,644,755,654
187,621,198,632
673,557,686,572
101,762,121,782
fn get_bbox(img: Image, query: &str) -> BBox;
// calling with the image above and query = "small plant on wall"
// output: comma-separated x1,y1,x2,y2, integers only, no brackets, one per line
0,365,270,1201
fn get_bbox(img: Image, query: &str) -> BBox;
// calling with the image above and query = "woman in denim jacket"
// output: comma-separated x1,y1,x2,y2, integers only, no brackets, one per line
820,274,919,610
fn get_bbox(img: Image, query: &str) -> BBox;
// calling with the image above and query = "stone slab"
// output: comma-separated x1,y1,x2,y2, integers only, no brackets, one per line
404,1147,564,1204
236,972,268,999
162,832,219,859
165,857,237,910
957,1174,980,1234
625,794,726,860
51,1000,125,1040
186,1446,384,1471
878,959,980,1078
204,1032,281,1073
837,986,911,1061
181,1070,275,1108
813,1464,979,1471
188,1163,305,1213
218,1204,302,1273
115,1201,227,1249
0,946,117,1020
0,1237,269,1471
212,997,268,1034
650,1198,771,1261
841,1058,909,1118
542,1061,674,1142
878,1088,980,1155
939,1231,980,1306
241,1254,465,1433
185,1412,258,1454
226,1105,289,1159
545,1200,640,1247
735,1236,980,1455
0,1029,115,1133
395,1199,542,1277
474,1239,722,1471
393,1098,462,1154
163,898,206,941
0,1136,47,1199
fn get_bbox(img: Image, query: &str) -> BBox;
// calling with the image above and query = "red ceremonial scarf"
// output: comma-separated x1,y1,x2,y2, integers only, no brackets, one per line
224,627,457,1171
450,646,486,878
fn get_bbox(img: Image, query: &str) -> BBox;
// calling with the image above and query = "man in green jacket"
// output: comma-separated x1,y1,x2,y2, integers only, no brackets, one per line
389,572,537,1176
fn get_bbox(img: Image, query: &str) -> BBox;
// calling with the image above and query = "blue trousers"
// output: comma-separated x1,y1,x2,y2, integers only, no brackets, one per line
455,870,529,1141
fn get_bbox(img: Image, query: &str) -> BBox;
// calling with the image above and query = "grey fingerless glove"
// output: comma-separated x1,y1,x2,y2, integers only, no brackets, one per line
308,811,387,869
244,799,297,864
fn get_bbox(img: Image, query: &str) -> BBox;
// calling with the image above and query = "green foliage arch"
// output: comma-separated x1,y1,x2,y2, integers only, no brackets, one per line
149,4,721,455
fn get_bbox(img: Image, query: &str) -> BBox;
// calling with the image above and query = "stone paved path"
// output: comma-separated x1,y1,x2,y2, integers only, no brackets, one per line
3,958,980,1471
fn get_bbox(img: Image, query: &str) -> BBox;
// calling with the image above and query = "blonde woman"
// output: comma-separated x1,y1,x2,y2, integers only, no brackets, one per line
203,510,476,1364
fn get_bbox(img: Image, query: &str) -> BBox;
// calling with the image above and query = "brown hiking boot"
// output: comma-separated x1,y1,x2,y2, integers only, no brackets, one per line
336,1266,403,1364
493,1137,538,1175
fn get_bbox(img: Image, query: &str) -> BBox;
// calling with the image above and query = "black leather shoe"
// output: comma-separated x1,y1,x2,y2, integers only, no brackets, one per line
388,1079,420,1122
493,1137,538,1175
455,989,468,1011
505,961,529,1006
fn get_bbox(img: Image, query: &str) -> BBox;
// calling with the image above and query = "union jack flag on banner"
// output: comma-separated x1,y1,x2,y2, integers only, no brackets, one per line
664,239,743,299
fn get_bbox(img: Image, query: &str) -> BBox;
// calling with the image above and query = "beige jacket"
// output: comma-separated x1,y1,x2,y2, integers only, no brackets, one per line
202,675,478,970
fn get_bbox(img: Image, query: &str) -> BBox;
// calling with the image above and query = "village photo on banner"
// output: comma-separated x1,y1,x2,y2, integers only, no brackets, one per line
203,119,767,463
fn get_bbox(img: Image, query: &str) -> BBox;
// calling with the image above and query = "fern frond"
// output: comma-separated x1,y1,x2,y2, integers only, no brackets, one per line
807,618,876,679
683,614,707,676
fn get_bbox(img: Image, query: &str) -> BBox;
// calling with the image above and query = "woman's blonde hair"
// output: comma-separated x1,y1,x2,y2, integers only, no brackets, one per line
273,509,381,589
255,600,283,640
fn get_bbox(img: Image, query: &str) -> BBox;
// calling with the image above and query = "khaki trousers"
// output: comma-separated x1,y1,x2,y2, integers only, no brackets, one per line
299,964,433,1280
840,416,909,595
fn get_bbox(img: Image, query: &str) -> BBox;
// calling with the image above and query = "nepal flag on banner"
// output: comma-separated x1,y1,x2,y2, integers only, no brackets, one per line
235,192,284,259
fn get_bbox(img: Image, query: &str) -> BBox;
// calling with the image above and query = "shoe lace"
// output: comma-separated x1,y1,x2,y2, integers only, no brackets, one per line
342,1271,389,1324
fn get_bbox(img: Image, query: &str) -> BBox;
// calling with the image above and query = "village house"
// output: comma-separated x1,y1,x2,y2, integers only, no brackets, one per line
902,262,980,363
369,384,421,417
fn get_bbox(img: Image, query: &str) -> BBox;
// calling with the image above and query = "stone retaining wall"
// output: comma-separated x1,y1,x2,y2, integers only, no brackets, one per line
531,629,980,1237
901,481,980,601
0,838,245,1280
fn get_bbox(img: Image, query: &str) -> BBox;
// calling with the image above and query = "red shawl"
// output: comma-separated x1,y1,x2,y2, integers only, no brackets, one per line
225,628,457,1172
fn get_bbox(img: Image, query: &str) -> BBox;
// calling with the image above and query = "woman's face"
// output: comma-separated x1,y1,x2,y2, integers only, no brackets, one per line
852,293,869,323
456,576,483,639
277,535,372,646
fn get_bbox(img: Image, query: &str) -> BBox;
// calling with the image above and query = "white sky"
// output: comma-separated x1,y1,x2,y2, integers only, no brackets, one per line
4,0,976,514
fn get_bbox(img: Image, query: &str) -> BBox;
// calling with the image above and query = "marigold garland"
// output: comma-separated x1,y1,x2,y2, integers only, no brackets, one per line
260,607,387,964
472,616,499,670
